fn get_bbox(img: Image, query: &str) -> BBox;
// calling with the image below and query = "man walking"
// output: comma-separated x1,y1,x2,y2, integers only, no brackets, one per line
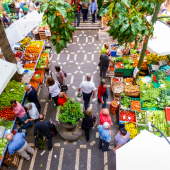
25,85,41,112
98,122,112,152
82,0,90,22
6,133,35,160
90,0,96,23
34,113,53,151
98,50,110,78
78,75,96,111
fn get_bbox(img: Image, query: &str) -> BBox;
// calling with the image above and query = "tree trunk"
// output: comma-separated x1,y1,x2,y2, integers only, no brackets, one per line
0,20,22,82
133,2,162,85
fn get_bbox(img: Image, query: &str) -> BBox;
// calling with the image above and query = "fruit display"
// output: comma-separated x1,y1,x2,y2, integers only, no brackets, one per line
14,51,23,58
14,44,26,51
18,37,31,45
40,53,48,57
131,100,141,110
26,44,42,53
147,110,168,136
29,81,39,91
116,62,123,68
36,57,47,68
146,53,167,64
120,111,136,122
24,62,36,71
133,59,147,69
136,111,147,125
0,109,16,121
109,66,114,71
30,41,44,47
112,78,120,82
23,53,39,61
111,46,119,51
125,122,137,138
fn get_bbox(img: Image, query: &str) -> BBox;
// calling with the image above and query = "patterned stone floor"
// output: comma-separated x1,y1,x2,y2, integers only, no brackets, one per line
9,30,118,170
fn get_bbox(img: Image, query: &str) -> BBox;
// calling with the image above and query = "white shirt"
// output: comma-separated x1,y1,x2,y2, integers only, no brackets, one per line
79,81,95,93
49,82,61,97
15,1,20,8
28,1,36,12
28,102,39,120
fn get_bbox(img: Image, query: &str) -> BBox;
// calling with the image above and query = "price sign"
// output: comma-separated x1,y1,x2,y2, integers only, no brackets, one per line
21,85,24,87
139,113,142,119
123,116,126,119
128,117,131,120
10,89,13,91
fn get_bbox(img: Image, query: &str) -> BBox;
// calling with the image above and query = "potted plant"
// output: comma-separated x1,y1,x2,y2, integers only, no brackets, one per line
58,99,84,130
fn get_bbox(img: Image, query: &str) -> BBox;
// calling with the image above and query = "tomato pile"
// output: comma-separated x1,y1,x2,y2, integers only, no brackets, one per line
120,111,136,122
152,75,157,82
116,62,123,68
14,51,23,58
109,66,114,71
0,109,16,121
112,78,120,82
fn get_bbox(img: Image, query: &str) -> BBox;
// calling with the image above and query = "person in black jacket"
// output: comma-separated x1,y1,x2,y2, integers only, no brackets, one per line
2,11,11,28
25,85,41,112
34,113,53,150
98,50,110,78
82,107,96,142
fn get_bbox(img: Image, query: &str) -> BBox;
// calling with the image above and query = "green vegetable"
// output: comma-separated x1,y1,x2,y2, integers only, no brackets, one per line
137,126,149,134
156,70,166,80
0,143,6,148
136,111,147,124
42,49,51,53
2,138,7,144
34,74,41,79
121,96,130,109
141,88,160,101
58,99,84,125
0,151,3,156
0,119,13,130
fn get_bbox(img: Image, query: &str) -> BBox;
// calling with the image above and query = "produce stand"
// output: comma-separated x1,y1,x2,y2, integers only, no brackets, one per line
0,40,45,166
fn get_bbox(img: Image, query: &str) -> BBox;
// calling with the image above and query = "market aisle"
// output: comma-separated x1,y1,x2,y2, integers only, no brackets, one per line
11,30,118,170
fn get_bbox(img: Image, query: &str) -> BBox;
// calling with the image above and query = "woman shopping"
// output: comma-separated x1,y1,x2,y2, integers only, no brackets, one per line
47,78,61,107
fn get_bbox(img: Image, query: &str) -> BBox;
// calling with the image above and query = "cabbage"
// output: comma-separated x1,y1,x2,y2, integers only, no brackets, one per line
0,143,6,148
2,138,7,144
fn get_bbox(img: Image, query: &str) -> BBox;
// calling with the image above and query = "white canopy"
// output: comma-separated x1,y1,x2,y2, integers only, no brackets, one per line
0,59,17,94
116,130,170,170
147,20,170,55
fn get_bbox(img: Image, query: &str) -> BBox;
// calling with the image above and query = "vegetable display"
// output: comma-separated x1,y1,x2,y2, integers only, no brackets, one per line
42,49,51,53
131,100,141,110
121,96,130,109
136,111,147,125
0,119,14,130
124,78,139,93
21,74,32,84
109,66,114,71
146,54,167,64
0,109,15,121
18,37,31,45
112,78,120,82
137,126,149,134
23,53,39,61
112,101,118,107
30,41,44,47
58,99,84,125
113,84,124,94
29,81,39,91
26,45,42,53
119,111,136,122
116,62,123,69
24,63,36,71
0,138,7,156
14,51,23,58
125,123,137,138
34,74,41,79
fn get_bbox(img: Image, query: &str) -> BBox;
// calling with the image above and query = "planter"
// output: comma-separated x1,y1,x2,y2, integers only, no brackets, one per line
60,121,77,130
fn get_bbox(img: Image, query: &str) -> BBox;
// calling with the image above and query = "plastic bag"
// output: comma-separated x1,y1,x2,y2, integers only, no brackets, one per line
17,62,25,74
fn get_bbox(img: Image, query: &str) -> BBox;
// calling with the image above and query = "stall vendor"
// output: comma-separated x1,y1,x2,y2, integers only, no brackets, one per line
100,43,111,56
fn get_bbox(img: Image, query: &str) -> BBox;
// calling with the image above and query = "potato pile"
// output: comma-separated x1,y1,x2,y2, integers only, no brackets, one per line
124,78,139,92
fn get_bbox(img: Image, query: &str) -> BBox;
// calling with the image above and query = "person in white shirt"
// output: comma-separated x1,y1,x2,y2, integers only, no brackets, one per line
25,103,39,123
78,75,96,111
13,0,20,14
18,9,24,19
27,0,36,12
47,78,61,107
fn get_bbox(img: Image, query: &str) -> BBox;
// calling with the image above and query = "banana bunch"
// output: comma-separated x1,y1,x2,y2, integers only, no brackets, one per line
146,53,167,64
125,122,137,138
18,37,31,45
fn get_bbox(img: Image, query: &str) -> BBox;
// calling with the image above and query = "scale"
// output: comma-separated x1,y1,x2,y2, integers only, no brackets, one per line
159,59,168,67
148,65,159,75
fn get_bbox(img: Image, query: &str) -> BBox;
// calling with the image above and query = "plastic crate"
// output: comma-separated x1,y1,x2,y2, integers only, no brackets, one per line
141,100,161,111
165,107,170,124
115,62,124,73
110,45,119,57
136,110,148,126
123,68,134,76
131,98,141,111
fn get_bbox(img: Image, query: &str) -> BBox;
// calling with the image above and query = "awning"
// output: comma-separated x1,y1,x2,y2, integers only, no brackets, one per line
0,59,17,94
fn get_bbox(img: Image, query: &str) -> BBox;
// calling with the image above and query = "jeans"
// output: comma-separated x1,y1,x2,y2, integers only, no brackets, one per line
19,114,33,129
83,92,92,111
84,129,89,142
74,12,80,27
82,9,88,21
98,95,107,108
52,95,59,106
91,10,96,23
99,138,109,152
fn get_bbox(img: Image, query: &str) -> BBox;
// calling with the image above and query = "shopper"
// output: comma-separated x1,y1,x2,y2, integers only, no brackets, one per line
82,0,90,22
47,78,60,107
25,85,41,112
98,122,112,152
100,43,110,55
55,66,65,86
78,75,96,111
2,11,11,28
90,0,96,23
58,92,68,106
3,100,33,129
27,0,36,12
13,0,20,15
18,9,24,19
113,128,130,153
82,107,96,142
44,67,55,100
25,103,39,123
99,108,111,126
34,113,53,151
98,81,109,108
98,50,110,78
6,133,35,160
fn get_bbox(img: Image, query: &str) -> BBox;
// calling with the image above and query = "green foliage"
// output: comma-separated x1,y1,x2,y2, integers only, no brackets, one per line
37,0,76,54
99,0,158,46
58,99,84,125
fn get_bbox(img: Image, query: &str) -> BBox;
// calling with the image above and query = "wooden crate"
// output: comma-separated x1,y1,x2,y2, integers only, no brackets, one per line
39,30,48,40
4,151,20,167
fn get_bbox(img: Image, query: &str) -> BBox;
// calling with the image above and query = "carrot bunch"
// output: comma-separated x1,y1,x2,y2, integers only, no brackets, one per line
131,100,141,110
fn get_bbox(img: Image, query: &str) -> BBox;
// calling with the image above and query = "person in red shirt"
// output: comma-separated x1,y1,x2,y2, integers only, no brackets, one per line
99,108,111,126
58,92,69,106
98,81,109,108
